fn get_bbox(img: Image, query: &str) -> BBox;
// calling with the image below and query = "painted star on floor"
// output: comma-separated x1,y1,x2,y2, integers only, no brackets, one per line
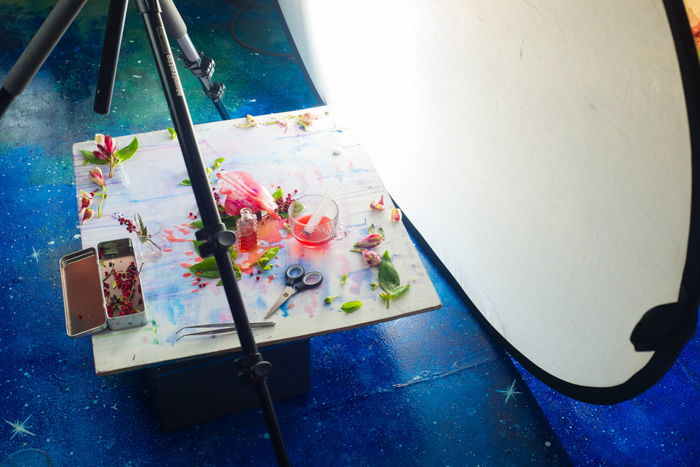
496,379,523,404
5,415,36,439
27,246,41,263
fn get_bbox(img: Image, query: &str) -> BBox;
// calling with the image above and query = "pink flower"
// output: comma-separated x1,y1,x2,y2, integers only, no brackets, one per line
88,167,106,188
391,208,402,223
79,207,94,224
216,170,281,220
93,134,116,161
353,233,384,249
79,190,94,210
357,249,381,267
370,195,385,211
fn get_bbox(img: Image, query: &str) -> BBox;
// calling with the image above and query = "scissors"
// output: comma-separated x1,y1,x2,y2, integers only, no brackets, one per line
264,264,323,319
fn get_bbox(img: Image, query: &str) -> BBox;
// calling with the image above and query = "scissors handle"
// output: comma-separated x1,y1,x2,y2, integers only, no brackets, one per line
285,264,305,286
295,271,323,291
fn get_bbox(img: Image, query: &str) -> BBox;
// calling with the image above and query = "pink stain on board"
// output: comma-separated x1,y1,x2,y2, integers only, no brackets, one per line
164,228,189,243
304,303,314,319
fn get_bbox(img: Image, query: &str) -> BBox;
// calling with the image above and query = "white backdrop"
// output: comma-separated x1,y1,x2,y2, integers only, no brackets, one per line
279,0,693,388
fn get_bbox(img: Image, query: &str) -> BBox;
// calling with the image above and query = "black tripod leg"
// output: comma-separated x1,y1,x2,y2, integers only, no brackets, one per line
134,1,289,465
94,0,130,115
0,0,88,119
159,0,230,120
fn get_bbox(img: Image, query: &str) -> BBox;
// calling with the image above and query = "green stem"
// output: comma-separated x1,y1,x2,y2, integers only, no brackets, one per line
96,190,107,218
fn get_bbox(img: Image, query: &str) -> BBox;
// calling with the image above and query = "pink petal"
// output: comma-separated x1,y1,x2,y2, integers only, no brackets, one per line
93,150,109,161
104,135,115,153
217,170,280,220
79,207,94,224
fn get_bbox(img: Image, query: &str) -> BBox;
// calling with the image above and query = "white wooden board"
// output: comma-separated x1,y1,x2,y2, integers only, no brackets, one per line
71,106,441,375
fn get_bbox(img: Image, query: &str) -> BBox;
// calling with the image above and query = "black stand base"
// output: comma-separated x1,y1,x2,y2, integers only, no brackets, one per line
146,339,311,432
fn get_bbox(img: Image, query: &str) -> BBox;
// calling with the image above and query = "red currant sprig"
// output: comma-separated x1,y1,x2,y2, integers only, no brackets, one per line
117,215,138,234
275,188,298,215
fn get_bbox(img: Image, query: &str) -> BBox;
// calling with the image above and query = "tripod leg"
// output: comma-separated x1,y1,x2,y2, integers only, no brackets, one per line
134,1,289,465
0,0,88,119
94,0,130,115
159,0,230,120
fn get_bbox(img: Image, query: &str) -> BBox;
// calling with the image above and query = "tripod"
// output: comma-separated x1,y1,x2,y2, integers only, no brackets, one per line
0,1,288,465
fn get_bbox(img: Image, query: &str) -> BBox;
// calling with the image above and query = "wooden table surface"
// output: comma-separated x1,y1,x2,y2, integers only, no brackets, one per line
71,106,441,375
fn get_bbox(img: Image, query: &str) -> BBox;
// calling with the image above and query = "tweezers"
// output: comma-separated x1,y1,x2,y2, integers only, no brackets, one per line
176,321,276,341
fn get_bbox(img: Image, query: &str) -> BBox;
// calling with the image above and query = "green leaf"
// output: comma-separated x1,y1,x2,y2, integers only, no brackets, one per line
340,301,362,313
193,270,221,278
115,137,139,162
390,283,410,300
324,296,338,304
378,250,400,293
167,127,177,139
257,246,279,270
190,220,204,229
368,224,376,234
136,213,147,237
340,273,347,286
222,217,237,230
179,179,192,186
289,201,304,216
272,187,283,200
213,157,225,168
100,242,119,257
80,149,107,165
370,282,379,290
189,256,219,272
192,240,205,256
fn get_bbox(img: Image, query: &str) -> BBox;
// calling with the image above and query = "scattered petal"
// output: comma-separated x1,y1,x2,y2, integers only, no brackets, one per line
341,301,362,313
353,233,384,249
370,195,385,211
79,207,94,224
236,114,260,128
351,248,382,267
88,167,106,188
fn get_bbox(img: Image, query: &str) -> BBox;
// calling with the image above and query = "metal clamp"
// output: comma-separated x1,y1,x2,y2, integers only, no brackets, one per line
236,352,274,384
195,223,236,258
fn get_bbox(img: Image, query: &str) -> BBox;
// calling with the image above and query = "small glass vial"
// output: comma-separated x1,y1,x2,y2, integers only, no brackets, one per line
236,208,258,251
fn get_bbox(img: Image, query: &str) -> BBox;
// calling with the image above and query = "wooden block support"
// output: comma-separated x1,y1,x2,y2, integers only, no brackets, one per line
146,339,311,431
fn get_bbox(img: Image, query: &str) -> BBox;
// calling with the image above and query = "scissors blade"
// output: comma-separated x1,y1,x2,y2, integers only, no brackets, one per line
264,286,297,319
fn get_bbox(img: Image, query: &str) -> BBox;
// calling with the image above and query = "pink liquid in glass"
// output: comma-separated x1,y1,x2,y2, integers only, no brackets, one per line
293,215,334,247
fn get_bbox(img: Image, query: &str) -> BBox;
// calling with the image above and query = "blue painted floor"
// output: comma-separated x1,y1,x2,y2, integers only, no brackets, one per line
0,1,697,465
